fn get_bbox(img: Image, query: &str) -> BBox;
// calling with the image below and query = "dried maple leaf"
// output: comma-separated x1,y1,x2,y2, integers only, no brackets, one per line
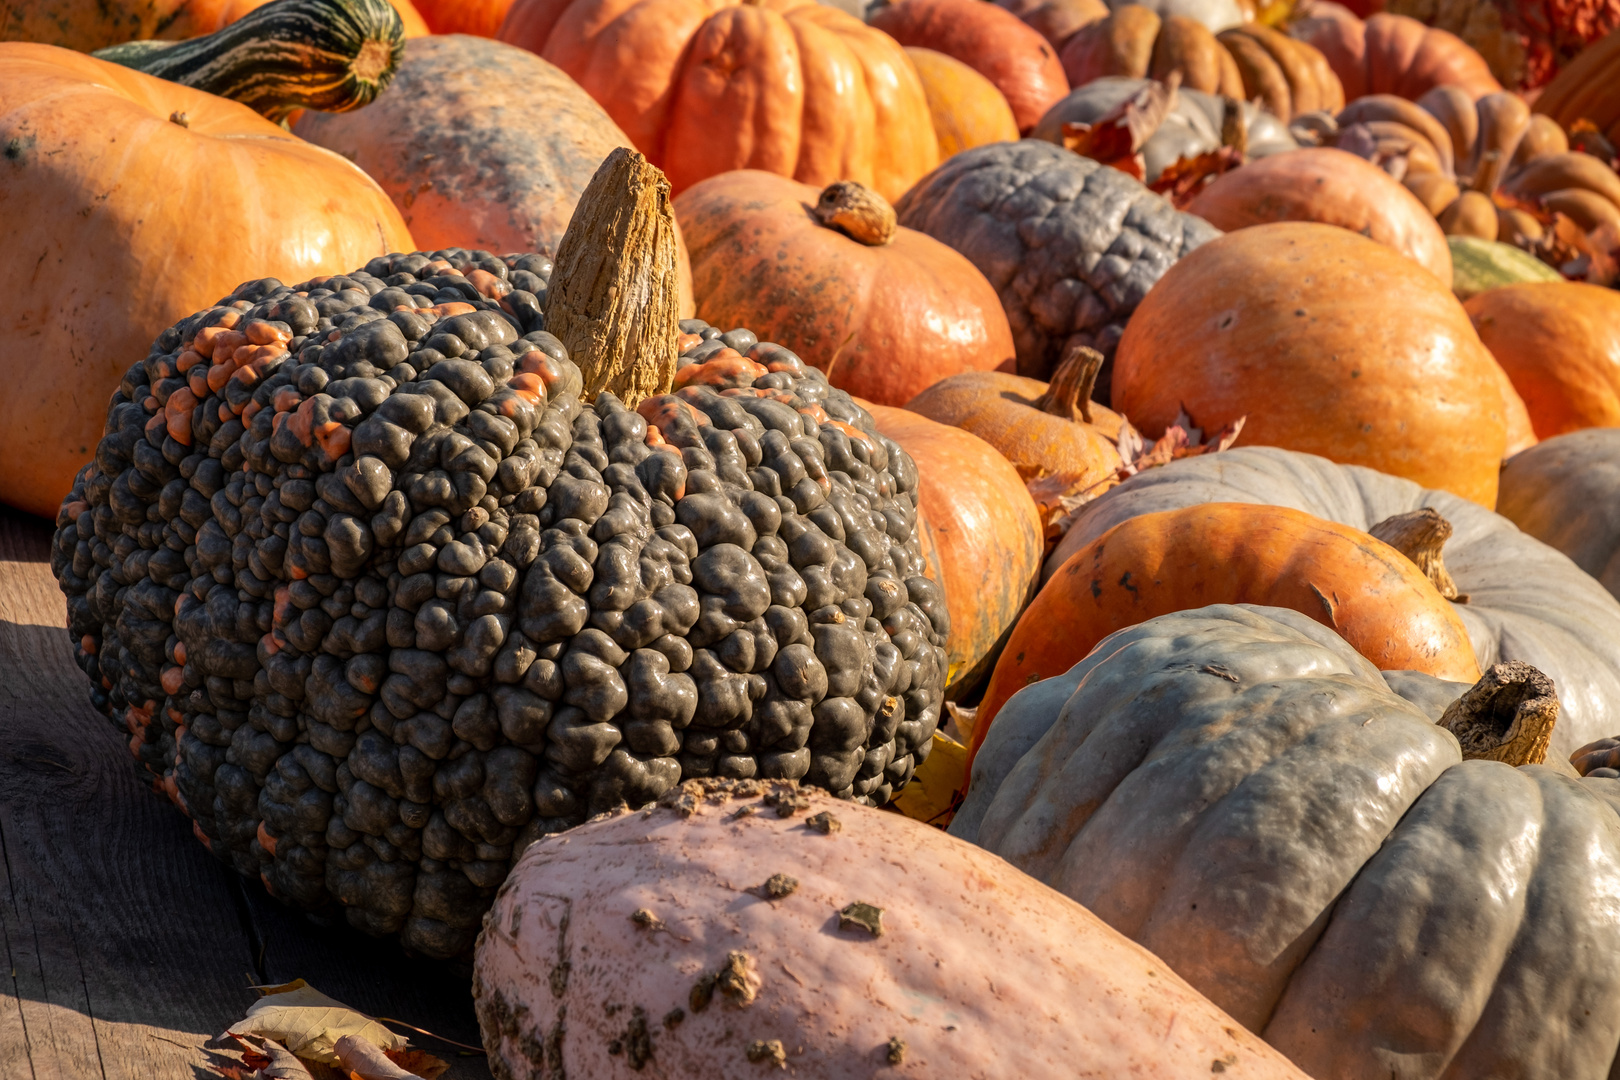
1150,146,1245,207
382,1048,450,1079
226,981,408,1066
335,1034,446,1079
1063,74,1180,180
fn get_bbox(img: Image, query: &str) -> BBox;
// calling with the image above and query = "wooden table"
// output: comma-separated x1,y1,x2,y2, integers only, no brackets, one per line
0,507,492,1079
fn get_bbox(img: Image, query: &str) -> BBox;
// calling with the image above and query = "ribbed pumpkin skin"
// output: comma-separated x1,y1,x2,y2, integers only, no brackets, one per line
216,0,429,34
1534,25,1620,144
498,0,939,202
292,33,693,316
674,170,1015,406
1499,429,1620,599
0,0,231,51
904,46,1020,159
414,0,514,35
0,44,412,519
1289,8,1501,100
868,0,1069,133
971,502,1482,751
1113,223,1509,507
867,405,1044,693
1466,282,1620,439
1184,148,1453,283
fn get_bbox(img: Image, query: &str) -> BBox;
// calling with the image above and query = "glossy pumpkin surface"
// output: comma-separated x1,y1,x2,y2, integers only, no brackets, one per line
416,0,515,34
1113,223,1509,507
1465,281,1620,439
0,0,232,50
971,501,1482,748
1290,8,1502,100
497,0,939,201
0,44,412,518
904,46,1021,159
215,0,429,34
674,170,1015,406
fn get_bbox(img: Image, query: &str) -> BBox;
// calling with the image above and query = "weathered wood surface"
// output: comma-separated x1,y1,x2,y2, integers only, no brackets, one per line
0,506,491,1078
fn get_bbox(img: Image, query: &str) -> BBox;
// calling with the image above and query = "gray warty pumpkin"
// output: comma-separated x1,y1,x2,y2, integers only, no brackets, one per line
954,603,1620,1080
48,149,946,957
1044,445,1620,762
1498,428,1620,601
893,139,1219,396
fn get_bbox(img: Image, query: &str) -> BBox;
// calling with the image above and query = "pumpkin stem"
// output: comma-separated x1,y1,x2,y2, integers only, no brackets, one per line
814,182,897,246
1439,661,1558,767
1368,508,1465,602
92,0,406,123
546,146,681,407
1034,343,1104,425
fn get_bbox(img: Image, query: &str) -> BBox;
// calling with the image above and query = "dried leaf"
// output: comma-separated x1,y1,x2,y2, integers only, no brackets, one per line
227,980,408,1066
1150,146,1245,208
1115,410,1244,480
258,1040,317,1080
335,1034,420,1079
382,1049,450,1080
1063,74,1179,177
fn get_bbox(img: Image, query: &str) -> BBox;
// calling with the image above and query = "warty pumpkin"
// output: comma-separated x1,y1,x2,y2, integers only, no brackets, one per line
496,0,939,201
904,46,1021,159
867,0,1070,133
1465,281,1620,439
971,501,1484,750
894,139,1220,392
1183,146,1453,279
0,43,413,520
1498,428,1620,599
1289,5,1502,99
956,603,1620,1079
292,33,694,316
673,171,1015,407
1112,222,1510,505
49,152,947,956
1038,445,1620,763
475,776,1314,1079
865,405,1044,695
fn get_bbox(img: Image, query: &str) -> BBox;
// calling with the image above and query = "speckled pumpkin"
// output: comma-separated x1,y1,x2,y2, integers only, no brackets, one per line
0,0,232,50
957,603,1620,1079
673,170,1015,407
0,44,412,519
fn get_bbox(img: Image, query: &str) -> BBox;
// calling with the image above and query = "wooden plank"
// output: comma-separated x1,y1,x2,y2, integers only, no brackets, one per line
0,507,491,1078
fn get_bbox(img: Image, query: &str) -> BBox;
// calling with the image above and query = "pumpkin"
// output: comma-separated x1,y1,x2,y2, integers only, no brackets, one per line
0,0,232,50
1036,445,1620,763
496,0,938,202
894,139,1220,392
48,150,947,956
904,46,1021,159
995,0,1109,48
0,44,412,520
1465,282,1620,439
1448,234,1564,297
1107,0,1249,32
292,33,695,315
414,0,515,35
971,501,1484,750
474,776,1315,1079
1112,222,1510,505
1378,0,1620,91
1030,76,1301,182
672,171,1015,407
955,602,1620,1079
92,0,405,123
867,0,1069,133
1498,428,1620,599
214,0,429,35
1534,24,1620,145
864,406,1043,695
1288,5,1502,100
1182,147,1453,279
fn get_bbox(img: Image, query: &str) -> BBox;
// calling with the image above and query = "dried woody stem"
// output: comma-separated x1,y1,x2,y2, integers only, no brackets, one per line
1369,508,1464,601
545,146,681,406
1035,342,1104,425
1439,661,1559,766
813,181,897,246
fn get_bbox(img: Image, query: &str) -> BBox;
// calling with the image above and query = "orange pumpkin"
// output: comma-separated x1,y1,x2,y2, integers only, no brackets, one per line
1289,7,1501,100
0,44,413,518
971,501,1484,753
0,0,232,50
868,0,1070,133
1112,223,1510,507
498,0,939,201
866,404,1044,693
1466,281,1620,439
215,0,429,33
1184,147,1453,282
293,34,694,315
673,170,1015,406
994,0,1109,49
905,46,1021,159
416,0,515,35
1533,25,1620,148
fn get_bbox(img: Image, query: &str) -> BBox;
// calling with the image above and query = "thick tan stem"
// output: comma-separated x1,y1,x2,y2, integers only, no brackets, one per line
1439,661,1558,766
1369,508,1463,601
1035,343,1104,425
813,181,897,246
544,147,680,406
